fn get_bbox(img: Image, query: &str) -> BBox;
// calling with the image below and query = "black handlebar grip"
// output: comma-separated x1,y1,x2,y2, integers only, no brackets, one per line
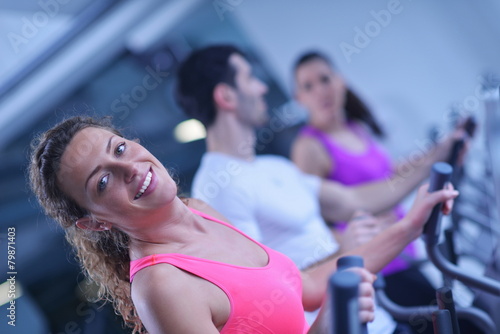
337,255,364,270
432,309,454,334
464,116,477,137
329,271,361,334
447,138,465,168
423,162,453,245
436,287,460,334
373,273,386,290
336,256,368,334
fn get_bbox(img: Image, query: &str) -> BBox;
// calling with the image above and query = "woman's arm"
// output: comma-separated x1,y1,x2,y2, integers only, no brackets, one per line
131,264,221,334
318,133,457,222
291,135,333,178
390,130,463,181
296,124,465,223
301,184,458,310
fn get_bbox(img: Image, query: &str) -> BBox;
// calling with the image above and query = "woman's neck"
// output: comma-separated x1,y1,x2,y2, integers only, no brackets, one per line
127,198,208,259
310,110,348,134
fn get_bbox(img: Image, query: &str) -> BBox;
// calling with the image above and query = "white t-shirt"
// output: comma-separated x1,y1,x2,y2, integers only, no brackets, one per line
192,152,339,267
192,152,396,333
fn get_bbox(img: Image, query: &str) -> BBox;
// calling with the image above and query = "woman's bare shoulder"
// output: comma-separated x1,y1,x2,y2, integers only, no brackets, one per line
292,135,332,177
131,263,219,333
183,198,232,224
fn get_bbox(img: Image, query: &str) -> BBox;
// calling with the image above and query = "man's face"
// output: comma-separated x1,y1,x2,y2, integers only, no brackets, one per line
229,54,269,127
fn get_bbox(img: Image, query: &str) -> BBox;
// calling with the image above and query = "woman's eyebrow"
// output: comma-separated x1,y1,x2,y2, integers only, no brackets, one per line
84,135,115,191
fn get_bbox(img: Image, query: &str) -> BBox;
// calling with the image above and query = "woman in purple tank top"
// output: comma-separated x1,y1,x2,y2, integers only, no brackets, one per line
291,51,437,334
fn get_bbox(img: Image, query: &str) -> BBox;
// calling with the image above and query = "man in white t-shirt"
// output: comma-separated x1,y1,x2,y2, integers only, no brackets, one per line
174,44,460,333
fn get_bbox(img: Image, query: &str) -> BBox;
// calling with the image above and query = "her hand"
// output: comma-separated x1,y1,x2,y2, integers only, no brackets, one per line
406,183,459,235
346,267,376,323
307,267,376,333
438,123,471,167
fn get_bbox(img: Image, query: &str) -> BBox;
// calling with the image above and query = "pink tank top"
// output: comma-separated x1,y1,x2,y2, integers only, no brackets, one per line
299,124,415,275
130,208,308,334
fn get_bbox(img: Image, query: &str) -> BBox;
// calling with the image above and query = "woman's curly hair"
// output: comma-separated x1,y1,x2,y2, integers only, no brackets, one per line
29,116,146,333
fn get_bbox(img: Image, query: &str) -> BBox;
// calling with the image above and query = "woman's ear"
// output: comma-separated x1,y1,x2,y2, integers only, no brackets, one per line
75,217,112,231
213,83,237,111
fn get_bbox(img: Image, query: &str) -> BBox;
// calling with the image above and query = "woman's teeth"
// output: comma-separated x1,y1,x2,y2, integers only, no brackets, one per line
135,171,152,199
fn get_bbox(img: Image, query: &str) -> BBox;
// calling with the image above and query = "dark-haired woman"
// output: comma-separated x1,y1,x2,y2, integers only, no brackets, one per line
291,52,465,334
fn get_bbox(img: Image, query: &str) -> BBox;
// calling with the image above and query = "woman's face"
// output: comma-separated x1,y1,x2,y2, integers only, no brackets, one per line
295,59,347,125
57,127,177,226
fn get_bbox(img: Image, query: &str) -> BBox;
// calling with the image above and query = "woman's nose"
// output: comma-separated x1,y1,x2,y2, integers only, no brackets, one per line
113,161,139,183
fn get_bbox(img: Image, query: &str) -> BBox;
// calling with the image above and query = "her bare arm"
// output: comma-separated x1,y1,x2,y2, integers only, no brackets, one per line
131,265,221,334
301,184,458,310
292,135,333,178
318,130,463,223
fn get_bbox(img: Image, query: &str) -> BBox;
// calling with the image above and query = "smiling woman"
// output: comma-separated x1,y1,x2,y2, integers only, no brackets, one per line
56,125,178,228
28,115,378,333
28,116,144,331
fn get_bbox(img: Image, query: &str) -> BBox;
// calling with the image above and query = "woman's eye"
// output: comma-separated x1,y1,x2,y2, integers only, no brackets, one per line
98,175,109,192
320,75,330,84
115,143,125,156
303,83,312,91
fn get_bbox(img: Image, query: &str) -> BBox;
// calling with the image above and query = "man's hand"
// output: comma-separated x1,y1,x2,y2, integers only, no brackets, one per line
338,210,382,252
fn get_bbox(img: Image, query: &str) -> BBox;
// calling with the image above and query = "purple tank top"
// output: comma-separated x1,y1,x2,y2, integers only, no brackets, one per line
299,123,416,275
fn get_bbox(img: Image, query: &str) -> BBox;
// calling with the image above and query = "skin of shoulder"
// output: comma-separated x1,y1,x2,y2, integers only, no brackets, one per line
186,197,232,223
291,135,333,178
131,262,223,334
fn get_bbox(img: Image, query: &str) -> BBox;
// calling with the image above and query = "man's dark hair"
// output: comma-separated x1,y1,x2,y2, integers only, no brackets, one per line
175,45,246,128
294,51,385,138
